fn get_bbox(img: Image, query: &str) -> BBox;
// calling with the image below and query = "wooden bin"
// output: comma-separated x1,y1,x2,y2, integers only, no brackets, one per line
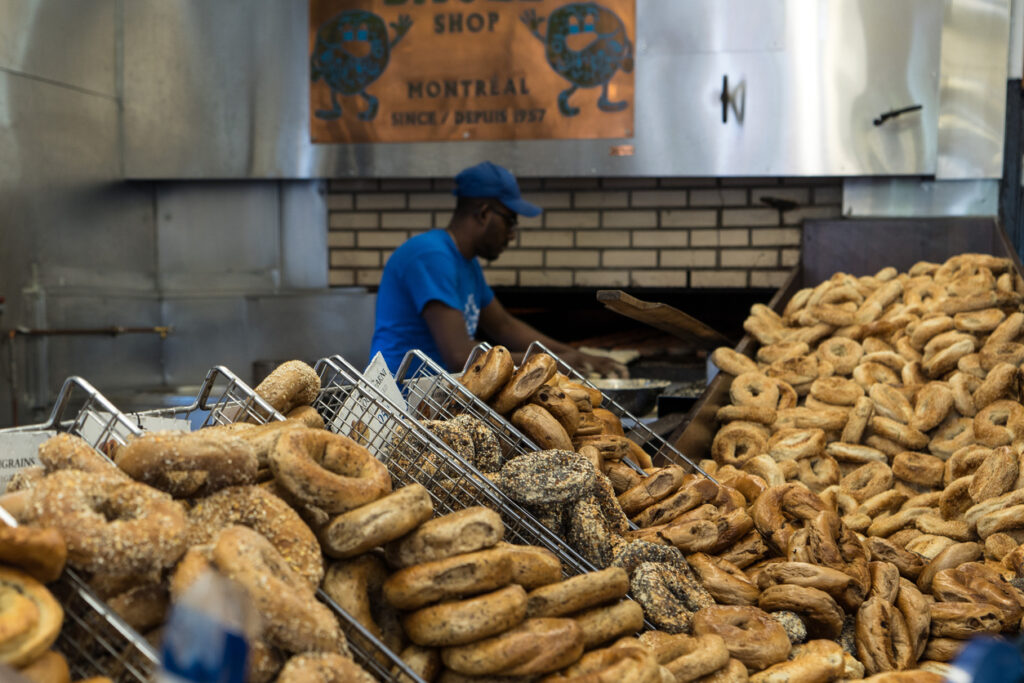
667,216,1024,463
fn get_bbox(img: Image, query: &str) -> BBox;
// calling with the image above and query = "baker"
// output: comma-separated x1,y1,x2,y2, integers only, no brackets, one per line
370,161,628,378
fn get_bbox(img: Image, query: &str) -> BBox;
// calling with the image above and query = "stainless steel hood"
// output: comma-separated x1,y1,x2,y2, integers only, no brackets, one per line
121,0,954,178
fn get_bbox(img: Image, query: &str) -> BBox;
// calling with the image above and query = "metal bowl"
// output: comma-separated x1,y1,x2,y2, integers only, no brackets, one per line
589,377,672,417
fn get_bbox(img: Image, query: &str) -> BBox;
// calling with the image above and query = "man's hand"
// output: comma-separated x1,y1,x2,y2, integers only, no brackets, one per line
559,349,629,379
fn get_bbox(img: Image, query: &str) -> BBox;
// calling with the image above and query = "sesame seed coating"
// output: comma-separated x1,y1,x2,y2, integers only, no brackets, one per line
26,469,189,576
630,560,714,634
771,610,808,644
611,539,687,577
567,498,622,568
186,485,325,589
497,450,596,506
254,360,321,414
452,414,504,473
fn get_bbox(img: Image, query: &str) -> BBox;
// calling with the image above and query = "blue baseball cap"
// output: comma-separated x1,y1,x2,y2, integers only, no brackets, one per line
452,161,542,217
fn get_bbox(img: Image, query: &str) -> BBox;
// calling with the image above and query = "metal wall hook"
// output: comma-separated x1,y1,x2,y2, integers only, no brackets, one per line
873,104,922,126
721,75,746,124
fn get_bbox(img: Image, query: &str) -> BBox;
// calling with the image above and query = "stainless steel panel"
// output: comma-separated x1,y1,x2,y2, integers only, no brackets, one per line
843,178,1000,216
0,0,117,97
936,0,1010,178
42,294,165,392
161,298,251,388
281,181,329,290
0,63,154,426
0,72,151,300
1010,0,1023,78
122,0,943,178
155,182,281,293
161,293,376,388
247,292,376,369
647,0,786,54
122,0,296,178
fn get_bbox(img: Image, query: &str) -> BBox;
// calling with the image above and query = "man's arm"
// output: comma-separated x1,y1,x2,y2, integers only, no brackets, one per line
478,298,628,378
421,300,480,371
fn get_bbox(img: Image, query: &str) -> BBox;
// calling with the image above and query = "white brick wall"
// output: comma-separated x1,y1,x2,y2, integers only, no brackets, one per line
326,177,843,289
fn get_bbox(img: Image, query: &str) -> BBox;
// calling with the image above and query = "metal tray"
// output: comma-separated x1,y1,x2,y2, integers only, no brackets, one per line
388,349,665,630
314,354,598,578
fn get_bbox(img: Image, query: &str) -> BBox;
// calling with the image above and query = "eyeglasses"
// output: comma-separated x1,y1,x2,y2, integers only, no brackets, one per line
490,204,518,229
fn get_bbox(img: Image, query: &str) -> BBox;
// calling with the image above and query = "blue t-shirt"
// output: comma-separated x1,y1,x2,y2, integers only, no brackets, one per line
370,229,494,372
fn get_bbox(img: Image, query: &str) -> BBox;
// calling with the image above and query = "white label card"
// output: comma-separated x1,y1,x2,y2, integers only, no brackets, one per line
0,431,56,492
363,353,408,412
328,353,407,459
137,416,192,433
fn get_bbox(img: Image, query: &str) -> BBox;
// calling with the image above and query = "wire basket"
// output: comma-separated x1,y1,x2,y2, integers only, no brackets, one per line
383,352,659,631
461,341,710,477
396,349,543,462
0,376,160,682
119,366,423,683
128,365,287,429
314,354,598,579
521,341,714,480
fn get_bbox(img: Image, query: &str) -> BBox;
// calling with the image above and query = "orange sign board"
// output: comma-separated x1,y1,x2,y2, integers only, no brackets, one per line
309,0,635,143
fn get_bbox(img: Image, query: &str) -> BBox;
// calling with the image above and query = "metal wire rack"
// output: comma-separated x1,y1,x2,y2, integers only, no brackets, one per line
521,341,714,480
457,343,643,531
314,354,599,579
461,341,710,476
396,349,543,461
128,365,287,428
384,352,659,631
0,377,160,683
120,366,423,683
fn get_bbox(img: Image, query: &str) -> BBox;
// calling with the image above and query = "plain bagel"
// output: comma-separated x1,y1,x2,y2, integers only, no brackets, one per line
269,428,392,514
382,546,516,611
460,345,515,401
526,567,629,618
403,584,528,647
319,484,434,559
384,506,504,569
441,617,584,676
492,354,559,415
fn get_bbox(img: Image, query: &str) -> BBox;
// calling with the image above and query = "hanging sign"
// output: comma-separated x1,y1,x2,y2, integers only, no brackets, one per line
309,0,635,143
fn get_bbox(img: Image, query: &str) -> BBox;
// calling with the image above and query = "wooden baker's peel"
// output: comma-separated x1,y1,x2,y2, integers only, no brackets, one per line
596,290,733,349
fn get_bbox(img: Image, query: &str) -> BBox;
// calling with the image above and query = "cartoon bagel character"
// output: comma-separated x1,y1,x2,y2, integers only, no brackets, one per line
522,3,634,117
311,10,412,121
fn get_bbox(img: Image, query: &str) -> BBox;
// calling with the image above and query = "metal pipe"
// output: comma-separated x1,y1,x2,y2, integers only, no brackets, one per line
5,326,172,338
2,326,171,426
7,330,16,426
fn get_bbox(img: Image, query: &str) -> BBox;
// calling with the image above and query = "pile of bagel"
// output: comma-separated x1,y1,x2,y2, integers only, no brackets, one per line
459,347,651,468
323,504,652,680
0,521,112,683
680,252,1024,680
458,350,767,619
3,430,382,682
458,348,691,565
0,360,725,682
0,361,398,681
